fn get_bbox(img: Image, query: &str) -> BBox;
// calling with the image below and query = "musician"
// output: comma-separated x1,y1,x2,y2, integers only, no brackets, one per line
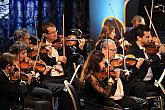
13,28,31,44
124,15,146,44
0,52,27,110
127,24,162,96
65,34,87,77
99,26,116,40
97,26,131,55
9,41,53,100
80,50,121,108
9,41,72,110
80,49,147,109
39,22,69,83
13,28,41,60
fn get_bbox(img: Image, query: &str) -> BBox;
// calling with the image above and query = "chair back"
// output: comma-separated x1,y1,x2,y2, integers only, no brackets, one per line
64,80,81,110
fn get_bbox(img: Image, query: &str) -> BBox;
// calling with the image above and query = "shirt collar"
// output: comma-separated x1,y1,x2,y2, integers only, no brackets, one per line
136,42,145,51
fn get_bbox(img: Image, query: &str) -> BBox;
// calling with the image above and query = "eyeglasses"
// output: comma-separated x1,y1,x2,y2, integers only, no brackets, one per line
9,64,16,68
12,64,16,67
105,47,117,52
47,30,58,35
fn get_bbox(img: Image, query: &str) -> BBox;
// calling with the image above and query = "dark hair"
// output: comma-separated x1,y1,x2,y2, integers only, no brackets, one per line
80,50,105,82
99,26,115,39
0,52,16,69
41,22,55,34
9,41,28,54
134,24,150,41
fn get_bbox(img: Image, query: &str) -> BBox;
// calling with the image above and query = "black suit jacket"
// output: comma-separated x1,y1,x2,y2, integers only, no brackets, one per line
0,70,27,110
127,43,162,81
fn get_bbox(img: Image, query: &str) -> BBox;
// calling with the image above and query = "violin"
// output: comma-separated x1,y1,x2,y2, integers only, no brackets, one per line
110,54,137,67
95,64,129,81
144,37,165,55
145,42,159,55
9,66,32,83
110,54,153,67
118,38,132,51
20,58,46,72
27,42,48,58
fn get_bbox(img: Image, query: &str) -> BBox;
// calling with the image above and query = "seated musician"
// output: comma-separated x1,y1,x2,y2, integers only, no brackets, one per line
96,26,117,47
80,49,147,109
126,24,163,97
123,15,146,44
0,52,27,110
96,25,131,54
65,34,87,77
13,28,41,60
9,41,53,100
9,41,73,110
39,22,68,83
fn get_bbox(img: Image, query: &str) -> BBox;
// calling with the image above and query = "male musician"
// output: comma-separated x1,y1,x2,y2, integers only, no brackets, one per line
9,41,72,110
13,28,41,60
127,24,163,96
96,39,147,109
0,52,27,110
124,15,146,44
65,34,87,77
9,41,53,100
40,22,68,83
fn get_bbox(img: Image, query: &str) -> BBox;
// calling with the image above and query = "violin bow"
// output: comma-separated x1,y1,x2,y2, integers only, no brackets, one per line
32,19,41,72
144,6,159,38
62,14,66,56
109,4,127,70
105,30,110,79
149,0,154,29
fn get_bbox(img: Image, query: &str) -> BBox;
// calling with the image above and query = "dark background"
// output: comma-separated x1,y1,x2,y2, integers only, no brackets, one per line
126,0,165,42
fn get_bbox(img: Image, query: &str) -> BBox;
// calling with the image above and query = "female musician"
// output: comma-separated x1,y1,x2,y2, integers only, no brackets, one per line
96,26,131,54
80,50,122,108
9,41,53,100
99,26,116,40
92,39,146,108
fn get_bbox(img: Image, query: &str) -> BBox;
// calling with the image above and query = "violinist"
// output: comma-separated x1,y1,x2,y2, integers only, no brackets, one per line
40,22,67,79
13,28,40,59
96,38,147,99
9,40,74,110
9,41,53,101
0,52,27,110
97,26,119,46
96,25,131,54
65,34,87,77
126,24,163,97
80,50,147,109
99,25,116,40
123,15,146,44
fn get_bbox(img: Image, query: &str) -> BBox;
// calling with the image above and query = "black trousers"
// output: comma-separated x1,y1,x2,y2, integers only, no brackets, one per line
40,81,73,110
114,96,148,110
